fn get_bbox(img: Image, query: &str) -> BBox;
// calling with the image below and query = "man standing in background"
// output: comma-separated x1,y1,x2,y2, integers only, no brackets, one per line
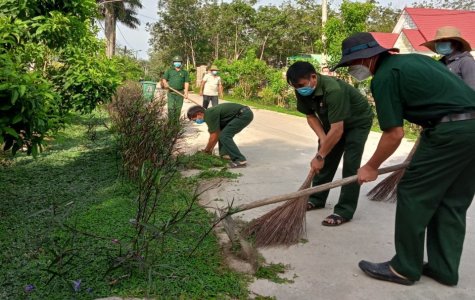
161,55,190,119
200,65,223,109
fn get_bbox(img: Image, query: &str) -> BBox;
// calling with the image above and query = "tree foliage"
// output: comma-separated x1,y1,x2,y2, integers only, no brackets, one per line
149,0,323,68
321,0,375,68
0,0,129,156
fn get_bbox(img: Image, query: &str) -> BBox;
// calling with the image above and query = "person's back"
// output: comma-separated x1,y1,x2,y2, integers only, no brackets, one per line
371,53,475,128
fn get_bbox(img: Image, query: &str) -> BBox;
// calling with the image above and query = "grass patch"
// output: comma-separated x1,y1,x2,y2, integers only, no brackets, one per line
0,111,248,299
178,151,228,170
255,263,293,284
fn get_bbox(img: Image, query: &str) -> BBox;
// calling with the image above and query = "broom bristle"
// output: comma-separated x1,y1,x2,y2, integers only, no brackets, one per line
243,172,314,247
367,169,405,202
367,137,420,202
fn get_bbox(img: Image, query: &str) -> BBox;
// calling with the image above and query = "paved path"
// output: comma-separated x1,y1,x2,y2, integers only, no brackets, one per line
181,94,475,300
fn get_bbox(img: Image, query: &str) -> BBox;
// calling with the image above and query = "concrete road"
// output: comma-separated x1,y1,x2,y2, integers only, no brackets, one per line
180,94,475,300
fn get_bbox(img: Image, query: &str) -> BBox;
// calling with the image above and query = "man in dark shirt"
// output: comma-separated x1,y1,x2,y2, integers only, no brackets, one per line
161,56,190,120
333,32,475,286
187,103,253,168
286,62,373,226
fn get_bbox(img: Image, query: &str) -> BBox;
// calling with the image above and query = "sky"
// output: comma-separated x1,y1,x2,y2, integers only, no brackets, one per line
98,0,415,60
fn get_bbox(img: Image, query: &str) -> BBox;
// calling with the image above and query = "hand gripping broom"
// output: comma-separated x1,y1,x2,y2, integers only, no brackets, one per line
221,162,409,248
167,86,203,106
367,137,420,202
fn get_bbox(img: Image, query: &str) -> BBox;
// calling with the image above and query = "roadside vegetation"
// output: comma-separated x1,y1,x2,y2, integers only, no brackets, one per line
0,108,249,299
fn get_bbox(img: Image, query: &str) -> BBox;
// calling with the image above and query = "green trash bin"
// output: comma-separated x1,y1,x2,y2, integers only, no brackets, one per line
141,81,157,102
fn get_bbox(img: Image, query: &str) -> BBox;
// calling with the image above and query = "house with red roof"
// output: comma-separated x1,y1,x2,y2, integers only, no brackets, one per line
371,7,475,55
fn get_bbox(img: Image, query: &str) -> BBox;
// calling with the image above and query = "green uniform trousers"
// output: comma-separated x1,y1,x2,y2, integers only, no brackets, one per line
167,92,184,120
390,119,475,284
308,123,371,220
218,109,253,162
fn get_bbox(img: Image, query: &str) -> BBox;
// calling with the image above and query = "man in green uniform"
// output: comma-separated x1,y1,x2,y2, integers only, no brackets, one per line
333,32,475,286
161,56,190,119
286,61,373,226
187,103,253,168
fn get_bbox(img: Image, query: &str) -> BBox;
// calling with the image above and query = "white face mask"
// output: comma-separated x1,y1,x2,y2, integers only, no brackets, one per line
348,65,372,81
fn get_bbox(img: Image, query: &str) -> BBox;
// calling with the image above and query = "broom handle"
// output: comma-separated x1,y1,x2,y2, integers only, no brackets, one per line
168,86,202,106
233,162,410,213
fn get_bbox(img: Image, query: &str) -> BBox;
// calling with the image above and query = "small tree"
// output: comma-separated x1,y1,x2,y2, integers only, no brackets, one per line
0,0,123,155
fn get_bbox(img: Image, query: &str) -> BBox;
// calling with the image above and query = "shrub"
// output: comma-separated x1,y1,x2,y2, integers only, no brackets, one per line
108,81,183,179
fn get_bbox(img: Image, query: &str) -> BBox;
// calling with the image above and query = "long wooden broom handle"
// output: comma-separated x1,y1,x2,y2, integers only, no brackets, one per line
233,162,410,213
168,86,202,106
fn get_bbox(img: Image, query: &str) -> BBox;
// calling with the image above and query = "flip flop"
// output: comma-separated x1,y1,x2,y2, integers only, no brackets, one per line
321,214,349,226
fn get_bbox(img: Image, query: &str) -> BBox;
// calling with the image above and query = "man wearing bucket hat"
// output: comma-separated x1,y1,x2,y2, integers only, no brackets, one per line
161,55,190,119
421,26,475,89
332,32,475,286
200,65,223,109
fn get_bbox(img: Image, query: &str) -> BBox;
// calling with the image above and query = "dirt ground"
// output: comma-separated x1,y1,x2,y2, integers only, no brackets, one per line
181,94,475,300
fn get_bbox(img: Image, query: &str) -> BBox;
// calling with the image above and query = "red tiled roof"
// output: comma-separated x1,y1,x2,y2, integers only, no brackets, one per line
401,29,430,52
370,32,398,49
405,7,475,49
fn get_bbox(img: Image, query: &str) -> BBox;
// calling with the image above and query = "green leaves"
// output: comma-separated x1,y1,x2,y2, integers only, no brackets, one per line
0,0,122,157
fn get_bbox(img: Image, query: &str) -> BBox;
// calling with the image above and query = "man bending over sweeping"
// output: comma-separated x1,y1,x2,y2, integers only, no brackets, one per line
333,32,475,286
286,61,373,226
187,103,253,168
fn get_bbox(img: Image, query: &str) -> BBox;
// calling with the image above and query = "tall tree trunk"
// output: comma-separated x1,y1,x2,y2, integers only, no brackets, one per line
189,39,196,68
215,34,219,60
259,34,269,60
105,5,116,58
234,25,239,60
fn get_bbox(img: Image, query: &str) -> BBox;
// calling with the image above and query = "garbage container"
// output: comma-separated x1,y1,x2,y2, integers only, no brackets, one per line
141,81,157,102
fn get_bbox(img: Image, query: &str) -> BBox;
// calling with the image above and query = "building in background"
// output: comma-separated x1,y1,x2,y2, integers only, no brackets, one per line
371,7,475,55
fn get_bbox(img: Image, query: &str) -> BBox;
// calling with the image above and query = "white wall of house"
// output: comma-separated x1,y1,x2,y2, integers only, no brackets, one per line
392,10,417,34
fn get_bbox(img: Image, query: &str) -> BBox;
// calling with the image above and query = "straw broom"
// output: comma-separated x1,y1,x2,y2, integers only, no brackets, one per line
234,162,409,248
367,137,420,202
243,170,315,248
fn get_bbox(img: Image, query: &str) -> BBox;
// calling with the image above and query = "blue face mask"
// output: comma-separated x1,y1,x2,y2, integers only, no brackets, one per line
211,70,218,75
173,62,182,68
194,119,204,124
435,42,453,56
296,86,315,96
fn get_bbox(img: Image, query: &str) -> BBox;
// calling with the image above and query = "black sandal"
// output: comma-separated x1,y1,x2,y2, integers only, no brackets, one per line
322,214,349,226
307,202,324,211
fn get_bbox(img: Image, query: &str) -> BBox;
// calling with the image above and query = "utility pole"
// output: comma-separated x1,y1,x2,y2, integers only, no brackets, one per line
321,0,328,68
104,3,116,58
99,0,124,58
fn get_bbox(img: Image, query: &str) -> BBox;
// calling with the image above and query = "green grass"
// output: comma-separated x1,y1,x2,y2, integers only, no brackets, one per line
178,151,228,170
0,112,248,299
254,263,293,284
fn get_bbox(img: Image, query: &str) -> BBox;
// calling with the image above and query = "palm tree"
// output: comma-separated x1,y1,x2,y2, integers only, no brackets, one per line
97,0,142,57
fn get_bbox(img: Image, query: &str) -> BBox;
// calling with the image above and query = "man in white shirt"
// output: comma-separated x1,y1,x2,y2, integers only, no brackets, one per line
200,65,223,109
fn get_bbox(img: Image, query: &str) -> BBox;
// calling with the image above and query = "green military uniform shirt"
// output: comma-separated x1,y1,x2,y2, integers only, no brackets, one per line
162,67,190,91
296,74,373,132
204,103,245,133
371,53,475,130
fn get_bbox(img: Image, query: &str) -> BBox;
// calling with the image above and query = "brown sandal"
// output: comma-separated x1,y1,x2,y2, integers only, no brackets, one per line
322,214,349,226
